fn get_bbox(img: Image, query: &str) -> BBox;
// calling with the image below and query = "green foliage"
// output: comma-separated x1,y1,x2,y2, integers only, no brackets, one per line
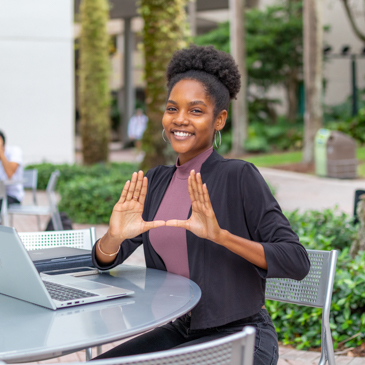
267,209,365,350
79,0,110,164
326,107,365,145
25,162,138,224
138,0,189,171
244,117,304,153
195,3,303,90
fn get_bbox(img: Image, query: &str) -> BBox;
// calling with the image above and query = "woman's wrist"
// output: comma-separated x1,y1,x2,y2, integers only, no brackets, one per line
212,228,229,246
98,231,123,256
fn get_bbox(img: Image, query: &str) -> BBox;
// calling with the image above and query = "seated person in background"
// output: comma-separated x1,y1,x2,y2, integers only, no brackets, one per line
0,130,24,207
127,108,148,150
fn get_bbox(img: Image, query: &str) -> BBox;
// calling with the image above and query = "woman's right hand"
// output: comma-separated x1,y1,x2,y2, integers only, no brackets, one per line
97,171,165,263
109,170,165,241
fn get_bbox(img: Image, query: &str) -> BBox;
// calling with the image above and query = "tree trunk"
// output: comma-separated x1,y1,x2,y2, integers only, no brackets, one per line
350,194,365,258
286,69,299,122
230,0,248,157
79,0,110,164
139,0,188,171
302,0,323,163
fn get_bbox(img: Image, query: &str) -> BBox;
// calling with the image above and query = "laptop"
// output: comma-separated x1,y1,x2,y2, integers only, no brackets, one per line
0,226,134,310
28,246,94,273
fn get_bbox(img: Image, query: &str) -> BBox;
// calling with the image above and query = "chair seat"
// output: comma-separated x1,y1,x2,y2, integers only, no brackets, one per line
8,204,53,215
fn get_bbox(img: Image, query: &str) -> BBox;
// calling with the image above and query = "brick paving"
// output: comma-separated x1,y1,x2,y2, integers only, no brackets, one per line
8,146,365,364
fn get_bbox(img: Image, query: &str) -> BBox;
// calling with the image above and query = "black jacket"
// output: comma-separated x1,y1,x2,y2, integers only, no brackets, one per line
92,150,310,330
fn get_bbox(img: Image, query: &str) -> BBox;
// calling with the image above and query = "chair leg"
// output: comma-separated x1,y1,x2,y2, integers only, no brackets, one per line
85,347,92,361
36,215,41,231
96,345,103,356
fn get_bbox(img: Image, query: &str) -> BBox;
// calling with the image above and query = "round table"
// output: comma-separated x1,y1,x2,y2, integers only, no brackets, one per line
0,265,201,363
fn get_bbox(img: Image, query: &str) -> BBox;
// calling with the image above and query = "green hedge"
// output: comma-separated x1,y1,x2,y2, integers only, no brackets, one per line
267,209,365,350
25,162,138,224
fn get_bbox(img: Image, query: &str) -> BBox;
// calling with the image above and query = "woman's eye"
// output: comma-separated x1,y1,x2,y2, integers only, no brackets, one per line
166,107,177,112
191,109,202,114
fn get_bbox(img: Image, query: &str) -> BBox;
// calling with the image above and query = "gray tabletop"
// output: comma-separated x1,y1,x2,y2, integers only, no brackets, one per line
0,265,201,363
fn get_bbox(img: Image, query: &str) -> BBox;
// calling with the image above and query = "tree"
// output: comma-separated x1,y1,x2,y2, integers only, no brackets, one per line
79,0,110,164
139,0,189,171
341,0,365,42
230,0,248,156
302,0,323,163
194,3,303,123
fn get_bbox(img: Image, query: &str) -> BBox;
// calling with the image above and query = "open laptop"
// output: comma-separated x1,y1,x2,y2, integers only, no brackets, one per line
0,226,134,310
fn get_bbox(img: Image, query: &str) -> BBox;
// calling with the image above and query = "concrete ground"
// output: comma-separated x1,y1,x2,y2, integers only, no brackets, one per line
14,147,365,364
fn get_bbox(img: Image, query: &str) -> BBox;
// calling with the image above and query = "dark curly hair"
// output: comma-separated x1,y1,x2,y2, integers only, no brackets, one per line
166,45,241,118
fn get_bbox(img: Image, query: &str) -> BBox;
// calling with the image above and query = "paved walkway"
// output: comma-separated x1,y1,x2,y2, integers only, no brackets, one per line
15,147,365,364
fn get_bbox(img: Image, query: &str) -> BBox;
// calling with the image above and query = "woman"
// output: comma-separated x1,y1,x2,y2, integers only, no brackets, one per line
92,45,310,365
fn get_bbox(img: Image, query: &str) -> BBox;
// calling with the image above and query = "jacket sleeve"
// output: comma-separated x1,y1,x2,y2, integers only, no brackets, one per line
92,234,143,271
241,163,310,280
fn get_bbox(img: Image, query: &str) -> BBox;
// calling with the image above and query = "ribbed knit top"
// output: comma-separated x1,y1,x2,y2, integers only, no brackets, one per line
149,147,213,278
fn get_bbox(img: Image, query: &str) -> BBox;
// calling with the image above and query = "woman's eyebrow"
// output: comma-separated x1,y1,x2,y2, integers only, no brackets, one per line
166,100,178,105
188,100,207,107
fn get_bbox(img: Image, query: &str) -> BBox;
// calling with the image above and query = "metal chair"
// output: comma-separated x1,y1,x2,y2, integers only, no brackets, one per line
9,168,41,229
266,249,338,365
7,170,63,231
18,227,96,251
45,326,256,365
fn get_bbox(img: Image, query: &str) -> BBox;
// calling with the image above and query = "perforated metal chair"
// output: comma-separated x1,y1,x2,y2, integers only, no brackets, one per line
9,169,41,229
18,227,96,251
38,326,256,365
7,170,63,231
266,249,338,365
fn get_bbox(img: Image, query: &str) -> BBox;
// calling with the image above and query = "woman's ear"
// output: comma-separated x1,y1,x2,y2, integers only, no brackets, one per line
215,110,227,131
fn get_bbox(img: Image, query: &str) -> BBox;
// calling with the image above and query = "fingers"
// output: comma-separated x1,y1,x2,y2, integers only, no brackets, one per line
126,172,137,200
143,220,166,232
189,171,207,205
119,180,130,204
139,177,148,205
126,171,144,201
165,219,189,229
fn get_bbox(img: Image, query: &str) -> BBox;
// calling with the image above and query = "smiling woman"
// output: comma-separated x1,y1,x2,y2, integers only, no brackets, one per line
91,45,310,365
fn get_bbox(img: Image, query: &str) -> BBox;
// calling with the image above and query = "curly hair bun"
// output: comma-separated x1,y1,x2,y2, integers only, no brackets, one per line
166,45,241,100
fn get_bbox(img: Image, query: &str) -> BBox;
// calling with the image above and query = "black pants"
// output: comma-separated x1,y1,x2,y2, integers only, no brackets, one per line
0,195,20,208
93,309,279,365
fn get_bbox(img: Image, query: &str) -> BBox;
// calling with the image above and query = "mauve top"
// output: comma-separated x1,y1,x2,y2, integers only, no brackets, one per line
149,147,213,278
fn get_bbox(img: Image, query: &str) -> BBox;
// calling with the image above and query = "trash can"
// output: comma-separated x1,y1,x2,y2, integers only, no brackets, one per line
315,129,357,179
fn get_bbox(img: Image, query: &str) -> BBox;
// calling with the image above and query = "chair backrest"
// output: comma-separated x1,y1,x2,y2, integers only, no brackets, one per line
73,326,256,365
23,169,38,204
18,227,96,251
265,249,337,308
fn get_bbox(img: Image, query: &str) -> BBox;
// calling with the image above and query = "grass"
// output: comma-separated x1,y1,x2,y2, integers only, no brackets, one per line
242,146,365,177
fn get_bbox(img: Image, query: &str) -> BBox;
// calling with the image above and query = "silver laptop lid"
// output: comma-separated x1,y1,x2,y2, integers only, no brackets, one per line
0,226,56,309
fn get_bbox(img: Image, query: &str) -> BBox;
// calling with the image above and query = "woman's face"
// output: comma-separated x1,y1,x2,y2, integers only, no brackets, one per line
162,79,226,165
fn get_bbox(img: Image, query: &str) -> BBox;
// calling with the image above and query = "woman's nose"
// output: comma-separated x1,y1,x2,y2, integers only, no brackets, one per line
173,111,189,125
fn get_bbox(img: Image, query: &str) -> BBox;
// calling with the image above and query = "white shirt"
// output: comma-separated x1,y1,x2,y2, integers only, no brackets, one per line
0,145,24,202
128,114,148,140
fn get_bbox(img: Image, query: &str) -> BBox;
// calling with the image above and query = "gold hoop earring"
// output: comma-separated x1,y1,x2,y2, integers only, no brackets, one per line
214,130,221,149
162,129,170,144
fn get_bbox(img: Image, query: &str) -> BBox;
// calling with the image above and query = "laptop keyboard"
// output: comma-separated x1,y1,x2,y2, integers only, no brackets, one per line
43,281,98,301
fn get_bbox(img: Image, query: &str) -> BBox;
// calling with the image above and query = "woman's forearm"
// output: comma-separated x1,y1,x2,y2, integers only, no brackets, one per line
214,229,268,270
95,230,124,265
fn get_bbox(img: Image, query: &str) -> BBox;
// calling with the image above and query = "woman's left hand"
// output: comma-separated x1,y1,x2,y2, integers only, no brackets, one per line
166,170,222,242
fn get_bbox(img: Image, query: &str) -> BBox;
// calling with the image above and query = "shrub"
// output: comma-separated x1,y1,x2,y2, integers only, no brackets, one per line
267,209,365,350
25,162,138,224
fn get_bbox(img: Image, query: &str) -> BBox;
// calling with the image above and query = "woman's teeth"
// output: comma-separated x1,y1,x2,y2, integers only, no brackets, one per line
174,131,192,137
